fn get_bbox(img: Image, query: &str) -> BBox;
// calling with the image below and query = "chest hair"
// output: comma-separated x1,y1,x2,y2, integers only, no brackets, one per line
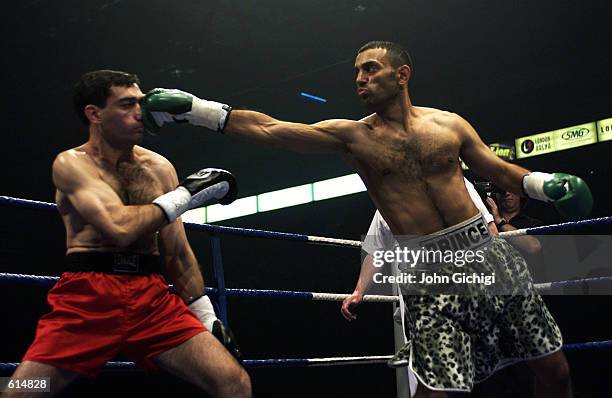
371,130,459,179
112,161,162,205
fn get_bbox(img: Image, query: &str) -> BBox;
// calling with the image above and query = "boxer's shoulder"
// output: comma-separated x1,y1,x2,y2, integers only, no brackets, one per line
132,146,177,188
134,145,171,168
53,146,98,178
416,106,460,127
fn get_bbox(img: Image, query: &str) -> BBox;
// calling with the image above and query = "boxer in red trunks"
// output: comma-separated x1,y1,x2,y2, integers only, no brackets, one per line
4,70,251,398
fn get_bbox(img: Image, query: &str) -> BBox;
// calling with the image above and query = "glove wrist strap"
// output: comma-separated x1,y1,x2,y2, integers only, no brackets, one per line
188,295,217,330
522,172,554,202
190,97,232,132
153,186,192,223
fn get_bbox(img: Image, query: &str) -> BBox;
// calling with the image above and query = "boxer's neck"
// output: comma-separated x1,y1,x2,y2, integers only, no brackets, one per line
87,127,135,167
374,89,415,130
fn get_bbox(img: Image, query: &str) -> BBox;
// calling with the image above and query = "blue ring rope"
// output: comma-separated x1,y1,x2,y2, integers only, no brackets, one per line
3,196,612,243
1,339,610,373
186,221,309,243
0,196,349,246
0,273,316,299
525,216,612,235
2,273,612,298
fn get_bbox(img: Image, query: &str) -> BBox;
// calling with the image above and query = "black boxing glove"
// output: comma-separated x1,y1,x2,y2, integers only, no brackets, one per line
153,168,237,223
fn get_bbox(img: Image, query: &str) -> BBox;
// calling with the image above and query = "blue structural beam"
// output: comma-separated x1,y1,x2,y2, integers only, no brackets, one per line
300,92,327,103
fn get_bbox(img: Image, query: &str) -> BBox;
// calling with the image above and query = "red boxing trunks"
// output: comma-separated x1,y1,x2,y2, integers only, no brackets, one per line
23,268,205,378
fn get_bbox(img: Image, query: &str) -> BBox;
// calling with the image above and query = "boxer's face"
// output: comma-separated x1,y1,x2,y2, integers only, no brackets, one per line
354,48,402,109
99,84,145,143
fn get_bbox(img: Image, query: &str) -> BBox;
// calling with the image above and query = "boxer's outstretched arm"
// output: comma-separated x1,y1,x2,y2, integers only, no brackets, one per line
53,150,167,247
225,110,357,154
139,88,360,154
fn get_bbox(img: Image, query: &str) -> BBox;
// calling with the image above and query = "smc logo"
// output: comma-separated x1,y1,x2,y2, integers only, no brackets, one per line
561,128,590,140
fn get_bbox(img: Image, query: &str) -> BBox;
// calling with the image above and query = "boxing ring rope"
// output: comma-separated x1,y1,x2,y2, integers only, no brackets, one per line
2,195,612,377
0,355,397,372
499,216,612,237
2,338,611,373
2,273,612,300
0,196,361,247
4,195,612,245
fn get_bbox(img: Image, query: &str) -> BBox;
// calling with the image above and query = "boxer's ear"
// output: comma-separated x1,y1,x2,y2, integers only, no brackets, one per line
397,65,411,86
84,104,102,125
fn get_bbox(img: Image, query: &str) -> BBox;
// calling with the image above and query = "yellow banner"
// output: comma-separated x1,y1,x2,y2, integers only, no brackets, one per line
488,143,515,160
515,132,554,159
553,121,597,151
516,122,597,159
597,118,612,142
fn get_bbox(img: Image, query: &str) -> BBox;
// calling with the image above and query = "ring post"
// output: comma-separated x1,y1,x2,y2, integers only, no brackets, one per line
210,235,228,325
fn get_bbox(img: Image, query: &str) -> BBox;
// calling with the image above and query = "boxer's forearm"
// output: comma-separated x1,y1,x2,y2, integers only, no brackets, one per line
165,251,205,303
225,110,279,140
475,161,529,197
225,110,348,153
354,255,378,296
225,110,318,152
99,204,167,248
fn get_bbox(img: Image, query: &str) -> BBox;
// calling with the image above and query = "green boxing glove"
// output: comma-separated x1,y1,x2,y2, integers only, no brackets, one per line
140,88,232,134
522,172,593,220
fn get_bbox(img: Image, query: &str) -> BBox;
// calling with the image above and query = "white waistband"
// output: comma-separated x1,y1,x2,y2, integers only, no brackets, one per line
414,213,492,252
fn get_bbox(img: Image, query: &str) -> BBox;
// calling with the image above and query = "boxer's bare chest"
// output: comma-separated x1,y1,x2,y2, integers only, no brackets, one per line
99,160,163,205
358,120,461,180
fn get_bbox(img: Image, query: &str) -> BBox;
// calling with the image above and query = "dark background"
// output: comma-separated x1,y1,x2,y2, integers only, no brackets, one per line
2,0,612,397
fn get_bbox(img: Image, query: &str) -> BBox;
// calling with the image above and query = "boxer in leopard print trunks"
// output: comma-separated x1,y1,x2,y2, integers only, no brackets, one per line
141,41,592,398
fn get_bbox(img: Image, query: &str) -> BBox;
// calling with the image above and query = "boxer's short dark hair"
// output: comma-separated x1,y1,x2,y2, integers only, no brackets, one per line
357,41,413,71
73,70,140,125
